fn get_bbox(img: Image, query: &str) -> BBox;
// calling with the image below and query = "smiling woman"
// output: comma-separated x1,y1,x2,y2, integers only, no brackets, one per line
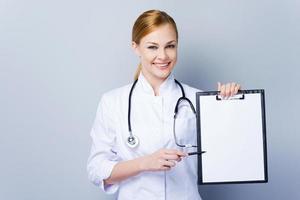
87,9,241,200
131,10,178,82
132,23,178,96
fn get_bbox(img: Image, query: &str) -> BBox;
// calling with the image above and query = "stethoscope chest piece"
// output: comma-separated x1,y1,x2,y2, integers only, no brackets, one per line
126,135,139,148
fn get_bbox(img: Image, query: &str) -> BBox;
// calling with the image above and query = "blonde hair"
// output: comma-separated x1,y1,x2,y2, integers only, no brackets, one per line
132,10,178,80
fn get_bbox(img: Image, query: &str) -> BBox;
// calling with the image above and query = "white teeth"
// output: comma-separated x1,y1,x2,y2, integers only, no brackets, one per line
154,63,169,67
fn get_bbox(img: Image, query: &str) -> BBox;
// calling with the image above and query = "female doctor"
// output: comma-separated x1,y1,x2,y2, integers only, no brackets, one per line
87,10,241,200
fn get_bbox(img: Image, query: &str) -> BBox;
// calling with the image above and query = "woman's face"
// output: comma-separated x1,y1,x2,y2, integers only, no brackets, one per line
132,24,178,83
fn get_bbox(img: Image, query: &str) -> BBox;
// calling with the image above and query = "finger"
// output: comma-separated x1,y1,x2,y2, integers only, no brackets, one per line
163,160,176,168
234,83,240,94
220,84,226,98
164,149,177,154
217,82,221,91
176,150,187,157
161,166,171,171
164,149,187,157
225,83,231,98
230,82,236,96
163,154,181,160
165,155,183,162
175,156,183,162
157,159,171,171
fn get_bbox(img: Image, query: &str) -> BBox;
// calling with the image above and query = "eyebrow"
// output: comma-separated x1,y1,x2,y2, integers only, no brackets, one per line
146,40,177,45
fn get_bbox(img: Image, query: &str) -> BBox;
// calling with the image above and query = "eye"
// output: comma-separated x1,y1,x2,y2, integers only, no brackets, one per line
166,44,176,49
147,46,158,50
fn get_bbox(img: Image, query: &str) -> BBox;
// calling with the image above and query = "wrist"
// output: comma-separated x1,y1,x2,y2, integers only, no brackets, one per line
137,155,148,172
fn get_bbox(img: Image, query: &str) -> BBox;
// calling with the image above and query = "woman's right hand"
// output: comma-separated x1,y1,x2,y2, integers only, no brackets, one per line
138,149,187,172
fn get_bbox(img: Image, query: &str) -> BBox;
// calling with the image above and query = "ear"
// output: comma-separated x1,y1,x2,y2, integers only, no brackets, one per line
131,41,141,57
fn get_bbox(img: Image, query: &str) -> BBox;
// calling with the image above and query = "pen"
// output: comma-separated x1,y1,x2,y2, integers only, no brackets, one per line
187,151,206,156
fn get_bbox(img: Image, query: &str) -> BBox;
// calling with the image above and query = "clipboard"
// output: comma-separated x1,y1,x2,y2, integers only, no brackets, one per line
196,90,268,185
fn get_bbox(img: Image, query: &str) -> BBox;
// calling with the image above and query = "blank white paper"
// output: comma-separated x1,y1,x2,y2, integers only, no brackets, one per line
198,93,266,183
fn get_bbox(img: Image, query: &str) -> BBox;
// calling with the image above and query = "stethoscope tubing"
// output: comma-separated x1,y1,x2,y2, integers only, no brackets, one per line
126,78,204,155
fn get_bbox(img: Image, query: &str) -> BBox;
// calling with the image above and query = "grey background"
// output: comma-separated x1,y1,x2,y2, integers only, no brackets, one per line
1,0,299,199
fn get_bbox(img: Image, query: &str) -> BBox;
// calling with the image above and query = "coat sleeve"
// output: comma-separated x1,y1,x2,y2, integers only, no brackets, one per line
87,93,121,194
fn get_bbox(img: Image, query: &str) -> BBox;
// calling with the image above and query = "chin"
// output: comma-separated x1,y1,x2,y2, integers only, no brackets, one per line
154,70,172,80
143,63,174,81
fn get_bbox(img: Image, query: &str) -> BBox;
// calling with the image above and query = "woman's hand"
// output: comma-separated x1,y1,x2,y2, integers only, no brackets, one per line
139,149,187,172
218,82,241,98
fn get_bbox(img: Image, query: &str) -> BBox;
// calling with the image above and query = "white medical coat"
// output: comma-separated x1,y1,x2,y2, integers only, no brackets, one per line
87,73,202,200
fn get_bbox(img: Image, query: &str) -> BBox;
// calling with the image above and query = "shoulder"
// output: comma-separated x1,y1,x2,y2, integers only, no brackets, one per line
102,84,131,99
180,82,203,94
99,83,132,107
177,82,203,105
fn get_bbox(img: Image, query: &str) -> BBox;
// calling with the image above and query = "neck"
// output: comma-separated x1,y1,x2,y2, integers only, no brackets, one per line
141,71,167,96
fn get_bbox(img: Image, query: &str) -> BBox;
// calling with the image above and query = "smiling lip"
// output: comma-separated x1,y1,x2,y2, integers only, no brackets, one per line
153,62,171,68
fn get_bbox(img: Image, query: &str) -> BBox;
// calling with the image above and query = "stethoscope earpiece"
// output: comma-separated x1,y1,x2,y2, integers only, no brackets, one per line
126,135,139,148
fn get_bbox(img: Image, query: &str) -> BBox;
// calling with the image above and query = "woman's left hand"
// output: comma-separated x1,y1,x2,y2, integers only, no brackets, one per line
217,82,241,98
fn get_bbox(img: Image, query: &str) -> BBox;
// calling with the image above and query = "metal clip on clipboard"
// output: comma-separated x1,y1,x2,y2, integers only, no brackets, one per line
216,91,245,101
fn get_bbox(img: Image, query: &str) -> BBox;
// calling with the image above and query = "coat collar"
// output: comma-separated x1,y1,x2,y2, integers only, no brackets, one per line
137,72,176,97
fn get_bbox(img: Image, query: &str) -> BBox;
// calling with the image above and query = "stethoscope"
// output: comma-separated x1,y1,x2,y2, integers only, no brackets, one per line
126,78,206,155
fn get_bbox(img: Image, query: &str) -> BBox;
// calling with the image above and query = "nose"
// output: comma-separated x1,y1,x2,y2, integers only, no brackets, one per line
157,48,168,60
